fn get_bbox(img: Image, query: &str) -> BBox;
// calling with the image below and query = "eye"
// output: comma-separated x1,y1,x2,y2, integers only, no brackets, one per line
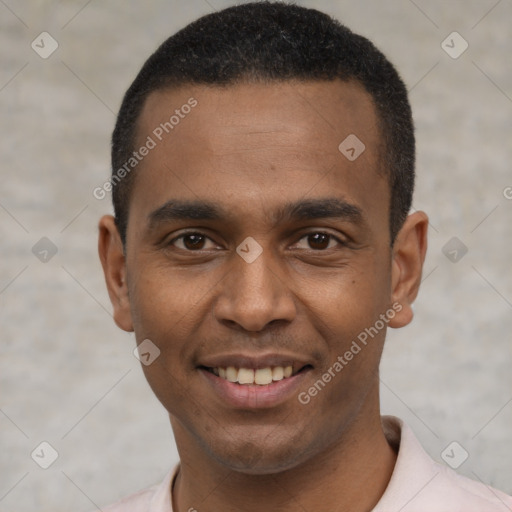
168,232,218,251
294,232,346,250
167,231,347,252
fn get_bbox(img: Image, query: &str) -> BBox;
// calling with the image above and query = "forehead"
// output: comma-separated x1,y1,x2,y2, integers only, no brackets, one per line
129,80,388,237
138,79,381,151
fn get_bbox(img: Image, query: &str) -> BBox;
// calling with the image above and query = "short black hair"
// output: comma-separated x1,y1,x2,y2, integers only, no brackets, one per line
111,1,415,247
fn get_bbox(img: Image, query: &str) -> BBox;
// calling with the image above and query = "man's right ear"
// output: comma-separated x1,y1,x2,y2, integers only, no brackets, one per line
98,215,134,332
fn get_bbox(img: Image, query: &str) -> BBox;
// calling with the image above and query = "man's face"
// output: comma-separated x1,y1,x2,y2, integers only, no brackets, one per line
105,80,413,473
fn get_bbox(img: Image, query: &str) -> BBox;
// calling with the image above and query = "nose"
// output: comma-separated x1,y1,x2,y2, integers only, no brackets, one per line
213,243,297,332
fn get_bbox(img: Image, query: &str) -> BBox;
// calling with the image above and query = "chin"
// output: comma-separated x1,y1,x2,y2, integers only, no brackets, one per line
216,454,304,476
205,432,313,475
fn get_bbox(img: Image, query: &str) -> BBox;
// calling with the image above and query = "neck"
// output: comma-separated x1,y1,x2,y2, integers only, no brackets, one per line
171,394,397,512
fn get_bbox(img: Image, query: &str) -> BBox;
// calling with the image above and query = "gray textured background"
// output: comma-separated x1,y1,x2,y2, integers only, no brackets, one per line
1,0,511,510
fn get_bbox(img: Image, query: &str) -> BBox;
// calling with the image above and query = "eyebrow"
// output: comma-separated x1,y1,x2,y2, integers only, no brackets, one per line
147,197,364,230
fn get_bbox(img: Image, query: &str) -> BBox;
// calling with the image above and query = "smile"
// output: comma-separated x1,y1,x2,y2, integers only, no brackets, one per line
197,353,314,408
203,365,296,385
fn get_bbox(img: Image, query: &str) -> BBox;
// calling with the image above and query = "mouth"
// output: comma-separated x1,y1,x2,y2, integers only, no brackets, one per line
199,364,312,386
197,355,314,409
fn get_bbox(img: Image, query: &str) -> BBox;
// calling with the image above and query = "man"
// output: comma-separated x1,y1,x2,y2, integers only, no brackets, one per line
97,2,512,510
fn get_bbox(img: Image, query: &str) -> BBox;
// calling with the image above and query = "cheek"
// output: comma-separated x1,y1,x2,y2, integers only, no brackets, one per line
128,260,214,337
301,261,389,331
297,259,391,393
141,357,206,427
128,267,202,414
126,265,203,404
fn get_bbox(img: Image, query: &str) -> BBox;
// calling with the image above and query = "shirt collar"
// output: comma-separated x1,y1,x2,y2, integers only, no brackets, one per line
372,415,441,511
149,465,178,511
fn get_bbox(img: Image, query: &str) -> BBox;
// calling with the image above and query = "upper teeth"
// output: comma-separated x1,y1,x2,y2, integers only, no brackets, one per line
213,366,293,385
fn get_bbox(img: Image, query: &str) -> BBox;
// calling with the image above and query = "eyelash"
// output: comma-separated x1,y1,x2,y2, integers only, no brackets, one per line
167,231,348,251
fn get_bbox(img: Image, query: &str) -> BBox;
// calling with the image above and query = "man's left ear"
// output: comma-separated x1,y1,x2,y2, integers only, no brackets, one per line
388,211,428,328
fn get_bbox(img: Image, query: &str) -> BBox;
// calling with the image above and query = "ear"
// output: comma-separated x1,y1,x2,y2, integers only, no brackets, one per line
98,215,134,332
388,211,428,328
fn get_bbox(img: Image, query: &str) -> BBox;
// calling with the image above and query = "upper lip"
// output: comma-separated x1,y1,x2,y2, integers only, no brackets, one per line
197,352,313,374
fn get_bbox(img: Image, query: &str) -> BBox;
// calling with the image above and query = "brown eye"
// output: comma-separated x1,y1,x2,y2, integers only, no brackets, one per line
170,233,216,251
308,233,330,249
295,232,344,251
182,234,205,250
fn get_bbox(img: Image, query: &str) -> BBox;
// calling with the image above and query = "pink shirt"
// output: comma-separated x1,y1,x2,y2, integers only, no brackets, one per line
101,416,512,511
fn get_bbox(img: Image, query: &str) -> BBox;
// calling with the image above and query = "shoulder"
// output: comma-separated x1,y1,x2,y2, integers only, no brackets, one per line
374,416,512,512
94,466,177,512
100,485,157,512
430,461,512,511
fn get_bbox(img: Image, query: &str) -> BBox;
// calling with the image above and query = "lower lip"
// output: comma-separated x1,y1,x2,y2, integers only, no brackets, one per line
199,368,311,409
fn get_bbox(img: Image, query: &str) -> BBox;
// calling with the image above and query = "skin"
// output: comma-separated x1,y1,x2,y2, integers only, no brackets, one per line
98,80,428,512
